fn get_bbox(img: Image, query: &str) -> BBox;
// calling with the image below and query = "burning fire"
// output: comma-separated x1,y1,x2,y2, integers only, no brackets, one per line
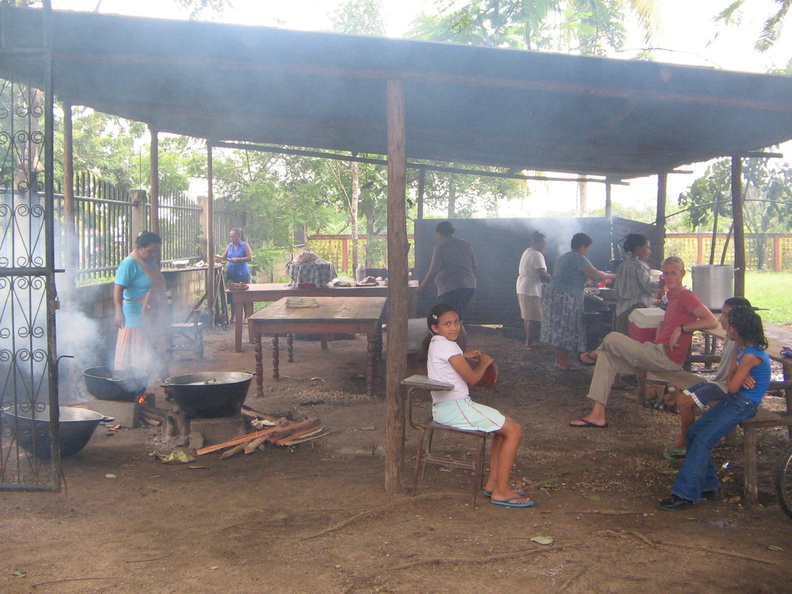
137,394,147,404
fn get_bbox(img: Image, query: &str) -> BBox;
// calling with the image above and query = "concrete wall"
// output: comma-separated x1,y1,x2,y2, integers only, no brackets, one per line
70,267,207,357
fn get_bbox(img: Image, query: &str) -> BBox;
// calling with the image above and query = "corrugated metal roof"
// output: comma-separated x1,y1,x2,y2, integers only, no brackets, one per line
2,6,792,179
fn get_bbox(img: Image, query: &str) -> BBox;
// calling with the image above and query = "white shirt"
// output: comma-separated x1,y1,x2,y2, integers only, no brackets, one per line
427,335,470,403
516,247,547,297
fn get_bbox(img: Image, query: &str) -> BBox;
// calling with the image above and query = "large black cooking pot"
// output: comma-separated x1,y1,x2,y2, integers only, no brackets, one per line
83,366,150,401
161,372,253,418
1,405,105,458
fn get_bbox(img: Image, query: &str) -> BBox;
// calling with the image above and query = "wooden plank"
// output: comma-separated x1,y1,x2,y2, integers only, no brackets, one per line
243,436,268,454
385,76,408,494
272,426,324,446
195,426,280,455
265,418,320,443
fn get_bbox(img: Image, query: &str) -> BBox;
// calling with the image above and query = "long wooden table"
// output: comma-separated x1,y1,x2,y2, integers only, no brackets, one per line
228,281,418,352
248,296,388,397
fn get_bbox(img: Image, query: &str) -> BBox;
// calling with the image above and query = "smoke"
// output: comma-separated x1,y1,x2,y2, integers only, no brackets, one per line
55,299,105,405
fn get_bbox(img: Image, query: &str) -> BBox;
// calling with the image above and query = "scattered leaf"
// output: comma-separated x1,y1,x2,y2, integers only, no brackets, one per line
584,494,601,501
358,426,376,431
105,473,117,479
11,571,26,578
768,545,783,551
531,536,554,545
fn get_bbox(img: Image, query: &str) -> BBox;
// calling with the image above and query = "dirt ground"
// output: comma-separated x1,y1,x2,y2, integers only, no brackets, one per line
2,324,792,593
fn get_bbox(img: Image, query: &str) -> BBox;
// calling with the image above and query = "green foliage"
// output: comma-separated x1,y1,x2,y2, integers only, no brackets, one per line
408,0,655,53
413,165,523,218
745,271,792,325
715,0,791,52
251,242,289,282
677,157,792,269
328,0,386,35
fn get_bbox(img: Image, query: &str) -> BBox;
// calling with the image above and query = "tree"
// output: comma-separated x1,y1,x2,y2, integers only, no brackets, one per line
408,0,657,54
677,157,792,269
716,0,790,52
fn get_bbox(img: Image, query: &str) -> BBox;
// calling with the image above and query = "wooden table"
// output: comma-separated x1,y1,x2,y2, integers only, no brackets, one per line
248,296,388,397
228,281,418,352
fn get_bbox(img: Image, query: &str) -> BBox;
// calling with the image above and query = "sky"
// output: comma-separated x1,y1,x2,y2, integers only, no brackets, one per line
52,0,792,218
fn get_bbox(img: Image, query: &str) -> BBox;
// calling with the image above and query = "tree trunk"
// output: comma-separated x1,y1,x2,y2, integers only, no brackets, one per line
447,176,456,218
351,160,360,271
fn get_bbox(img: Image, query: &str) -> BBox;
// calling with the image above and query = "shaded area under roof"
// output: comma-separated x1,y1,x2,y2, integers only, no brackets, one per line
2,7,792,179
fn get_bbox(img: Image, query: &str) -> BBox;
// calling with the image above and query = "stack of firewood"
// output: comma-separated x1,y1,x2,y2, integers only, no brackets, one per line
195,409,336,459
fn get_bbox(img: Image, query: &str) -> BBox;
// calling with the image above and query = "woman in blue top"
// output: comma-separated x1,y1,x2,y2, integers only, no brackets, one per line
113,231,167,376
215,228,253,322
659,306,771,511
540,233,616,370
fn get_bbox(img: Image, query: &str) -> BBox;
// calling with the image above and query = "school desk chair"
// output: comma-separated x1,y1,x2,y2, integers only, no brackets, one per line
402,362,498,506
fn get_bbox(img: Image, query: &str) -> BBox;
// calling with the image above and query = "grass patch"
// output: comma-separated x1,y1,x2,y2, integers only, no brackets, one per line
745,271,792,326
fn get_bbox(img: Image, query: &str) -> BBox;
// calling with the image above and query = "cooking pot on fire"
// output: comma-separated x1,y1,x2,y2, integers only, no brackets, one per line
1,405,107,458
161,372,253,418
83,366,150,401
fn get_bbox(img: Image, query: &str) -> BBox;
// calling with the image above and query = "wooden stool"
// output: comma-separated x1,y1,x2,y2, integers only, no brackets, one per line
402,374,489,506
740,410,792,504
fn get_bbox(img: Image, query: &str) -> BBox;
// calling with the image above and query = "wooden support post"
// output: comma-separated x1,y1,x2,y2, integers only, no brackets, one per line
417,167,426,220
149,127,160,236
207,144,216,326
385,78,408,494
604,180,612,219
62,102,77,295
731,156,746,296
654,172,667,267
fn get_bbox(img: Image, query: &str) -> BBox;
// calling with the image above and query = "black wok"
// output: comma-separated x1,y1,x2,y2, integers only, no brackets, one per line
1,405,106,458
83,366,150,401
161,372,253,418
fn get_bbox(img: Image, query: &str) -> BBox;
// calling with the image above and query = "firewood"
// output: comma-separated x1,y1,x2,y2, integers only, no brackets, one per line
265,418,320,443
219,443,245,459
272,426,324,446
279,428,339,446
196,426,280,456
240,405,282,424
243,436,268,454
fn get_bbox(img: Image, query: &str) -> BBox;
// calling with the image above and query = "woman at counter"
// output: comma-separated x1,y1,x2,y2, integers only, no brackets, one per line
579,233,657,365
215,228,253,322
113,231,168,378
540,233,616,370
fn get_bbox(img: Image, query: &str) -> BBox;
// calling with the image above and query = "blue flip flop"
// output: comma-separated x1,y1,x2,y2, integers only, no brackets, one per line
484,490,526,498
491,496,534,508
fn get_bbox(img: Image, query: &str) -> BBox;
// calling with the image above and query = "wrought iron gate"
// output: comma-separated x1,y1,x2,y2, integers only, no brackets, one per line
0,5,62,490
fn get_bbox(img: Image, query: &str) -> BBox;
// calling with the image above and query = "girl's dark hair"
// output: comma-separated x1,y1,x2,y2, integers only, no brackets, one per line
531,231,546,244
419,303,459,362
136,231,162,248
231,228,245,241
623,233,649,255
571,232,592,250
724,296,751,309
728,306,767,349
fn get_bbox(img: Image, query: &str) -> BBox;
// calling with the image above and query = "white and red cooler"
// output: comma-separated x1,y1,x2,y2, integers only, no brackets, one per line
627,307,665,343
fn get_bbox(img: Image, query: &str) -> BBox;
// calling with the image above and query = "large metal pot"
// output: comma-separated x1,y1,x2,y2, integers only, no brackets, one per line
83,366,150,401
1,405,105,458
691,265,734,310
161,372,253,418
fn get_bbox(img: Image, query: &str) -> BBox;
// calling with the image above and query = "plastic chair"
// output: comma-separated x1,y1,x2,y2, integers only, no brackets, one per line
402,373,495,506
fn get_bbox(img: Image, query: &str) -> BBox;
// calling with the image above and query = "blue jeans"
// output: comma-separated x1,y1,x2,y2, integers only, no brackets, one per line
671,393,758,502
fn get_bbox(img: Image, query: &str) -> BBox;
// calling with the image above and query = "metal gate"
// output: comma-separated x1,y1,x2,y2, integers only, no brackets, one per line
0,4,62,490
